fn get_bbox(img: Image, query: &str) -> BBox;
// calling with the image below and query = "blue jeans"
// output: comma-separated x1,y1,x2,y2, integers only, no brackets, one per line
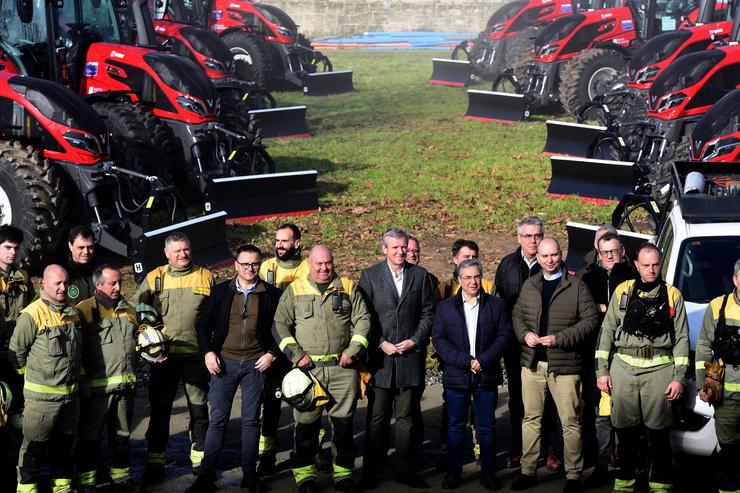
202,357,264,475
446,377,498,475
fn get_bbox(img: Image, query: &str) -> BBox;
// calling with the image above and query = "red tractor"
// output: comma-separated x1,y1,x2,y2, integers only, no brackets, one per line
468,0,699,122
430,0,604,86
0,71,229,274
0,0,318,220
690,87,740,161
155,0,353,95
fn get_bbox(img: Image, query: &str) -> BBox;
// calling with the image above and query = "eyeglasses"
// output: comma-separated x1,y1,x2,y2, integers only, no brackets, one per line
459,275,482,282
236,261,261,270
519,233,543,241
598,249,622,257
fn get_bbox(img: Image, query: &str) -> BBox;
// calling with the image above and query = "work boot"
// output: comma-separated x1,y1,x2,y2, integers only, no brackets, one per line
584,465,610,489
257,452,276,477
241,471,266,492
479,473,501,491
112,477,137,492
334,478,358,493
510,473,538,491
298,480,319,493
142,464,165,486
562,479,583,493
441,473,462,489
184,473,216,493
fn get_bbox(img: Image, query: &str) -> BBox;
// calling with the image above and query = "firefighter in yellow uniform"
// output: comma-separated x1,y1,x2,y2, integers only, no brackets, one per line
595,244,689,493
8,265,82,493
273,245,371,493
257,223,310,474
134,232,214,485
695,260,740,493
76,265,139,491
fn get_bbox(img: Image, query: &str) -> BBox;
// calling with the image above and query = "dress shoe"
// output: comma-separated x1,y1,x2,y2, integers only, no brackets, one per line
396,475,430,489
583,465,610,488
546,453,562,472
334,478,358,493
562,479,583,493
479,472,501,491
505,455,521,468
510,473,538,491
185,474,216,493
441,473,462,489
298,481,319,493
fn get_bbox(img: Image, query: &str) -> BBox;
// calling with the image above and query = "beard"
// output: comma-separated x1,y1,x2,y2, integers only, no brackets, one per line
276,246,299,262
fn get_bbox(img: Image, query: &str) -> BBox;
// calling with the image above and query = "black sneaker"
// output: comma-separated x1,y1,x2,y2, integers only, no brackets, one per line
184,473,216,493
241,471,267,492
510,473,537,491
298,481,319,493
142,465,165,486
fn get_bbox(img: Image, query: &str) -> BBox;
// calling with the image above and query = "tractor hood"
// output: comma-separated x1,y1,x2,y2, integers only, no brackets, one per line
690,88,740,160
178,25,235,70
647,49,725,111
628,30,692,82
252,3,298,35
535,14,585,54
144,52,220,117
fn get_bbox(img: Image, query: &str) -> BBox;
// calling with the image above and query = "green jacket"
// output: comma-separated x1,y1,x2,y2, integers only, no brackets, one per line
0,266,35,349
135,263,213,358
596,279,690,384
273,275,371,364
77,293,139,395
696,292,740,400
9,297,82,401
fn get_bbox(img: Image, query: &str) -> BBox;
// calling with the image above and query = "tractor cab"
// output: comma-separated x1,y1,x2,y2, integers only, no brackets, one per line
690,88,740,161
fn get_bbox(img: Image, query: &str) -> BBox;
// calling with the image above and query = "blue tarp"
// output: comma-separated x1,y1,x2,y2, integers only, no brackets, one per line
315,31,476,50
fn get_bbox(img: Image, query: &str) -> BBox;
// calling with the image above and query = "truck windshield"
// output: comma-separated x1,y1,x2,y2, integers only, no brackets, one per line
675,236,740,303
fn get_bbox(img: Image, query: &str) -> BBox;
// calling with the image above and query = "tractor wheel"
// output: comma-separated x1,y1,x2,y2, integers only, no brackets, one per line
559,48,627,117
650,136,691,183
504,31,535,84
222,31,273,89
135,106,189,190
231,146,276,176
0,141,61,270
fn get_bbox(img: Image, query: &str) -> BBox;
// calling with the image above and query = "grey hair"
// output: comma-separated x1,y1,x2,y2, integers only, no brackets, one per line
596,224,619,237
455,258,483,279
517,216,545,235
93,263,120,286
734,258,740,277
408,235,420,246
381,227,409,247
164,231,190,249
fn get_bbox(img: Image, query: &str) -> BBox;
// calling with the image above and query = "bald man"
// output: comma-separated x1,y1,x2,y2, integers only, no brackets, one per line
510,239,598,493
10,265,83,493
273,245,371,493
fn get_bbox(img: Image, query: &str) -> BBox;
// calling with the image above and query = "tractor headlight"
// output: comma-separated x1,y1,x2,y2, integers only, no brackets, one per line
701,136,740,161
203,58,227,73
538,43,560,57
63,131,103,155
489,23,506,34
635,65,660,84
655,92,687,113
176,96,207,116
276,26,293,38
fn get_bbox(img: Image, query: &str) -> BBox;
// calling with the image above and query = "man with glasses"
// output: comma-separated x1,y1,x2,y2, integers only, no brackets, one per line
494,216,544,468
187,244,281,492
579,233,635,487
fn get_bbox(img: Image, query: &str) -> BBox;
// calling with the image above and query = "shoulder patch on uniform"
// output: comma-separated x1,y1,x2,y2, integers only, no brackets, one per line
67,285,80,300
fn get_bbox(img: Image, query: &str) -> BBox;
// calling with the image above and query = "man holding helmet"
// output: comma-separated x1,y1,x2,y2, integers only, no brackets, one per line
273,245,371,493
75,264,139,491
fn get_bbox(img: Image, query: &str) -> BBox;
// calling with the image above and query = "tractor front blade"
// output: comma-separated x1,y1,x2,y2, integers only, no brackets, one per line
543,120,606,156
302,70,354,96
206,170,319,221
130,211,231,282
464,90,529,122
429,58,475,87
547,155,635,202
249,106,310,138
564,221,652,273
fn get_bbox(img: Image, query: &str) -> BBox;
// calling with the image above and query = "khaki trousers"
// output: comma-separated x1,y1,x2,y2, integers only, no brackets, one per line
521,361,583,480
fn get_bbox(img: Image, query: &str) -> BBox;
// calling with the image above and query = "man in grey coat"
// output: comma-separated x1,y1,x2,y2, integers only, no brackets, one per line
359,228,436,490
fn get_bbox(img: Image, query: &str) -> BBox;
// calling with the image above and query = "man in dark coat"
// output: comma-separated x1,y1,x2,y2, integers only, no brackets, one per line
64,226,96,306
510,239,599,493
359,228,435,489
432,258,510,490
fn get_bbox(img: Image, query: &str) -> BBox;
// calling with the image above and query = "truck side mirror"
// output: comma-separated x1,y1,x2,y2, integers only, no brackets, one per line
17,0,33,23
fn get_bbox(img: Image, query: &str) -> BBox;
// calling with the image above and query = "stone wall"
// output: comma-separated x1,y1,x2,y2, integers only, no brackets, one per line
265,0,505,38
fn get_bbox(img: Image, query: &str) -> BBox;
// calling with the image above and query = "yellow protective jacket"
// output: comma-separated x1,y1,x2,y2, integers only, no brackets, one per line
596,279,690,383
259,255,309,291
0,266,35,348
438,277,495,300
77,294,138,395
9,297,82,401
135,263,213,358
696,292,740,400
273,275,371,364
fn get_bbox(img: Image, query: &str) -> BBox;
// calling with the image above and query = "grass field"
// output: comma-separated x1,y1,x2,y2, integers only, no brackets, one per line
228,49,613,277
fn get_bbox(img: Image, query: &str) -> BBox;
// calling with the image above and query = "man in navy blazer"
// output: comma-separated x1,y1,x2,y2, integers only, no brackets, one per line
432,258,511,490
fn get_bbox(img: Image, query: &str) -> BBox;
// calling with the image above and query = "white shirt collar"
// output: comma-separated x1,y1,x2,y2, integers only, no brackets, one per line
543,268,563,281
521,249,538,268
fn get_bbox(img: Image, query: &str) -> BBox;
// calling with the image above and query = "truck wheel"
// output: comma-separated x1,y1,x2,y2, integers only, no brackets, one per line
222,31,273,89
0,141,60,270
560,48,627,117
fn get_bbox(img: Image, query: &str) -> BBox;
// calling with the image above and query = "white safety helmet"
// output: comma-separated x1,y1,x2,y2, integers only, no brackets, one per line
280,367,329,412
0,381,12,428
136,326,171,363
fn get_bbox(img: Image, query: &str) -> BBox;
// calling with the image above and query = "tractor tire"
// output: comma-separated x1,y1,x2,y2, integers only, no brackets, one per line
504,31,535,84
650,136,691,183
0,141,61,270
135,106,189,190
222,31,273,89
559,48,627,117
